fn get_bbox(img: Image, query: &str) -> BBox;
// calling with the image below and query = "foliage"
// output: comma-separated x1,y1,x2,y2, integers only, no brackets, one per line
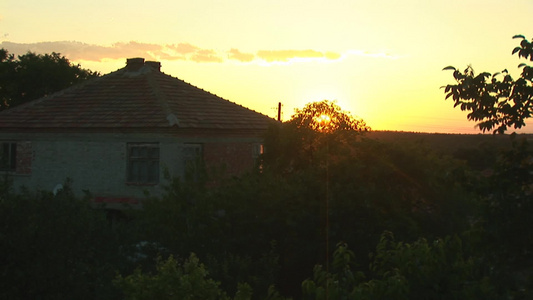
115,253,228,300
443,34,533,297
263,100,369,174
302,233,496,300
127,170,283,298
301,242,367,300
472,136,533,297
102,117,533,299
211,132,475,297
134,169,213,253
0,49,99,110
115,253,290,300
443,35,533,134
368,232,495,299
0,180,123,299
289,100,370,133
215,101,474,296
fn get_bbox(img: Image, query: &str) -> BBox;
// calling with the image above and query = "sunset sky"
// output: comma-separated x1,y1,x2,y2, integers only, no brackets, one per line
1,0,532,133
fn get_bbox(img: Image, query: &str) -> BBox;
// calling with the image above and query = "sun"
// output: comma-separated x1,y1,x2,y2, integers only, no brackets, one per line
313,114,333,132
317,114,331,124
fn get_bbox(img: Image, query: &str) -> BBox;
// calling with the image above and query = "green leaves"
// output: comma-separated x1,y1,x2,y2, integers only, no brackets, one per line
302,243,366,300
302,235,495,299
115,254,226,300
443,35,533,134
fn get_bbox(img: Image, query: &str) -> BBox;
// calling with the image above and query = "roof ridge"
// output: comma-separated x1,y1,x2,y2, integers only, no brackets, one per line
144,68,180,127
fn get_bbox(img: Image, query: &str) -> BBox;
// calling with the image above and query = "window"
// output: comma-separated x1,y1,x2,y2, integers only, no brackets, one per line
252,143,264,160
0,142,16,172
253,143,264,172
182,144,203,181
127,143,160,184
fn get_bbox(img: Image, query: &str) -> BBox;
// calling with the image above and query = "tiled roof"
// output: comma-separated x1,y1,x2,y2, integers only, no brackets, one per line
0,58,274,130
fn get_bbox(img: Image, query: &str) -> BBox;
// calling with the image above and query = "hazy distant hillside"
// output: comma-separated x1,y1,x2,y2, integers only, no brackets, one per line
365,131,532,170
366,131,523,153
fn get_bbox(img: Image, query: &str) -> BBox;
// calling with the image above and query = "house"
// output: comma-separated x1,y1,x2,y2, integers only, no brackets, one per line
0,58,274,206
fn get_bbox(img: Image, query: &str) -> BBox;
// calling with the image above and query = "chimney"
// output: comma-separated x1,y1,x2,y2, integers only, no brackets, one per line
145,61,161,72
126,58,145,71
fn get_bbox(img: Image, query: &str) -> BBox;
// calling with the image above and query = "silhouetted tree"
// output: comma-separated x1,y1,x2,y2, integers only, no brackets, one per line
443,35,533,134
289,100,370,133
263,100,370,173
444,35,533,298
0,49,99,110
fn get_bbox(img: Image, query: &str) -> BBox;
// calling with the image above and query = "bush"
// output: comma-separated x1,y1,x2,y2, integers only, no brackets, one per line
0,180,122,299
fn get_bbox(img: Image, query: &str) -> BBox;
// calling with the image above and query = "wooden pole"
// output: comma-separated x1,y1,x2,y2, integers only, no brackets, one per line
278,102,282,122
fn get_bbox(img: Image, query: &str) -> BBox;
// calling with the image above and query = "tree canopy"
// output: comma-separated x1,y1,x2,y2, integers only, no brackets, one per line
262,100,370,173
443,35,533,134
0,49,99,111
288,100,370,133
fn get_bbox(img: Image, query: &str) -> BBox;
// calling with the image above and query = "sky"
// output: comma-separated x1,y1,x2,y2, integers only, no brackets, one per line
1,0,532,133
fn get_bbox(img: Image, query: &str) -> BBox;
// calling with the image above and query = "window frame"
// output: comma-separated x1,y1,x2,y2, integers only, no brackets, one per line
182,143,203,181
126,142,160,185
0,141,17,172
252,143,264,160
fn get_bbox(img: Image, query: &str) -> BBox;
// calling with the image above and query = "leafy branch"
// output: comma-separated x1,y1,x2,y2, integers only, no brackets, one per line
443,35,533,134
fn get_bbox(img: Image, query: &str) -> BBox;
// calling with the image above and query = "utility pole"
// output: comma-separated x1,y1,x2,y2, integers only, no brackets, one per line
277,102,282,122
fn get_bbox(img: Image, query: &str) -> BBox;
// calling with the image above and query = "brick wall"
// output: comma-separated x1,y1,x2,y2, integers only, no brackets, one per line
203,142,259,177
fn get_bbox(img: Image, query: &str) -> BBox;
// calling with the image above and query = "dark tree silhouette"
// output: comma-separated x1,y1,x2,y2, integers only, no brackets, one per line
0,49,99,110
288,100,370,132
443,35,533,134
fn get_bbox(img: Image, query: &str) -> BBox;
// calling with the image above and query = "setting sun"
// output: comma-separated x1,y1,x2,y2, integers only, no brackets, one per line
316,114,331,125
313,114,332,132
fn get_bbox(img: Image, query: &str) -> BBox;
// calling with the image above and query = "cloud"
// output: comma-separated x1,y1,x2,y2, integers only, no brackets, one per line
0,41,162,61
0,41,399,65
346,50,400,60
167,43,199,54
0,41,227,63
190,49,223,63
257,49,330,62
325,51,342,60
228,48,343,64
228,48,255,62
